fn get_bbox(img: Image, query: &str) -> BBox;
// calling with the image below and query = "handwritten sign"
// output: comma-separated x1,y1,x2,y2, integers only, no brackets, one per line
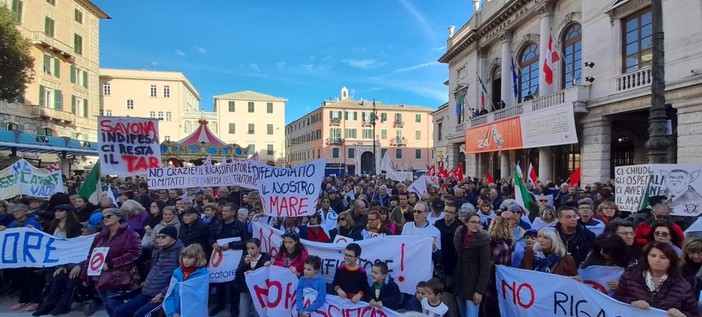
0,160,64,200
256,159,326,217
98,116,161,175
0,228,96,269
148,159,258,190
615,164,702,216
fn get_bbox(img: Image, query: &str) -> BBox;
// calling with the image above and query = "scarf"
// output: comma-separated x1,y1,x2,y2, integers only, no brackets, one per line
644,270,668,292
534,251,560,273
182,266,196,281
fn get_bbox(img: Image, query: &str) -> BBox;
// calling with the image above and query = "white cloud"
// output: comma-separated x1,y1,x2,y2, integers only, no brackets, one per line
342,59,386,70
432,46,446,51
276,61,286,68
386,61,440,76
250,64,261,73
195,46,207,54
175,49,186,56
398,0,436,41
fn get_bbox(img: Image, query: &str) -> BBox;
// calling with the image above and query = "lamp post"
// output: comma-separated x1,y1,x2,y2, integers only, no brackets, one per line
646,0,670,163
372,99,377,176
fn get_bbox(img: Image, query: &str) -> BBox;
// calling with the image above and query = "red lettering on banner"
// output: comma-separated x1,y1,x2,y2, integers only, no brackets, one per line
210,250,223,268
284,283,295,309
267,280,283,307
583,280,608,294
501,280,535,309
123,155,159,172
257,227,278,257
100,120,156,135
398,243,406,283
252,281,269,308
269,196,309,217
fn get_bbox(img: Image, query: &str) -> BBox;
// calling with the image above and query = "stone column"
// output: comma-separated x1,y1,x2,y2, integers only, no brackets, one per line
465,153,479,178
581,117,612,186
500,151,510,179
538,2,555,95
479,153,490,176
500,32,513,107
538,148,552,183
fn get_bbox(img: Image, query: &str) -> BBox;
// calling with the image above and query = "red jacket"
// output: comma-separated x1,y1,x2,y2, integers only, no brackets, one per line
273,248,309,276
634,221,684,247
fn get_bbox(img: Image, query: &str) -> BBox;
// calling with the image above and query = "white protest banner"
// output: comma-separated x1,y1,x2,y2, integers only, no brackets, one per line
332,235,352,244
148,159,258,190
246,265,404,317
0,159,64,200
252,222,432,294
519,103,579,149
578,265,624,295
208,237,243,283
496,265,667,317
98,116,161,176
256,159,326,217
615,164,702,216
0,228,96,269
408,176,429,197
87,247,109,276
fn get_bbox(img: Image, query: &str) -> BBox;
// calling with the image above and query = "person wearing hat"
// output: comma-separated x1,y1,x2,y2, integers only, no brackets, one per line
79,208,142,316
113,226,183,317
82,211,104,235
33,204,84,315
178,207,211,256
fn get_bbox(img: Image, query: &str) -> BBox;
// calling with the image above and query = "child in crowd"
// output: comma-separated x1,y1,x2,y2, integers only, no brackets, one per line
237,238,272,317
404,281,427,312
163,244,209,317
421,278,449,317
332,243,369,303
296,256,327,317
365,261,402,310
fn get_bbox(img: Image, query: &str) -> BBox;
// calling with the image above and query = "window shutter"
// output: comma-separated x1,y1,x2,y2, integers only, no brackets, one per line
54,90,62,110
43,55,50,73
83,99,88,117
71,96,76,114
70,65,76,83
83,71,88,88
54,58,60,78
39,85,45,106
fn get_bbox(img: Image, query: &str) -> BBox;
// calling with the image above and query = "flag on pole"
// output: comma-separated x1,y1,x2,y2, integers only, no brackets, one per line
543,33,561,85
427,165,436,176
486,170,494,184
78,162,101,205
567,167,581,188
478,76,490,110
511,57,519,100
515,161,524,179
527,163,538,185
514,164,534,211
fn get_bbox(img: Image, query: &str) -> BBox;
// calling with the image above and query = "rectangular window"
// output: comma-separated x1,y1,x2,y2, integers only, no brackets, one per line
396,129,403,139
149,111,156,118
71,96,78,114
622,9,653,72
348,148,355,159
126,99,134,109
362,129,373,139
332,148,339,158
248,102,254,113
228,101,235,112
415,114,422,123
415,149,422,159
345,128,357,139
83,99,88,118
163,85,170,98
267,102,273,113
157,111,164,120
344,111,349,120
43,54,51,74
248,123,255,134
267,124,273,135
164,136,170,141
228,123,235,134
106,110,112,116
437,122,443,140
102,83,111,96
267,144,274,155
74,34,82,55
150,85,157,97
248,144,256,152
381,148,387,158
381,112,387,122
381,129,387,139
11,0,23,23
44,17,54,37
415,130,421,140
396,148,403,159
165,112,172,121
394,113,403,122
74,9,83,24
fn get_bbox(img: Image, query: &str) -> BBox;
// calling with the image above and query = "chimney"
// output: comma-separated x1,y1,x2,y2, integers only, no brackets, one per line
448,25,455,38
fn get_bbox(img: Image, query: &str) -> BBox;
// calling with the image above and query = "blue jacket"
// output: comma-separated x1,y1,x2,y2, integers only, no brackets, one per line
364,275,402,310
296,275,327,313
142,240,183,297
8,215,42,230
163,266,209,317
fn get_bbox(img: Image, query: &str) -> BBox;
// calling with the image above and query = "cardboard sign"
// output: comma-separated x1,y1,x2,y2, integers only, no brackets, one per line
98,116,161,175
207,237,242,283
87,247,109,276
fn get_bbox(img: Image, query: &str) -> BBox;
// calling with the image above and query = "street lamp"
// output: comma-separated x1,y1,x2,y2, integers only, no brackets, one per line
372,99,377,176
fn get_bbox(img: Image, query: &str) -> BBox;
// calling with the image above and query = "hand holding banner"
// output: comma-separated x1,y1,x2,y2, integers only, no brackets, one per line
208,237,242,283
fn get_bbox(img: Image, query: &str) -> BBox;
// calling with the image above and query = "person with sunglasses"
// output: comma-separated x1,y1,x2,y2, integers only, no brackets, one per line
80,208,143,316
648,223,683,256
401,201,441,256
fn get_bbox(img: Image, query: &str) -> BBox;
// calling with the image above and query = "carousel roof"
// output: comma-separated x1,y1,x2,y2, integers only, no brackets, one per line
177,118,228,147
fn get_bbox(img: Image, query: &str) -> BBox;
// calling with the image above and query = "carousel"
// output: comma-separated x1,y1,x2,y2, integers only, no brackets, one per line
159,117,251,166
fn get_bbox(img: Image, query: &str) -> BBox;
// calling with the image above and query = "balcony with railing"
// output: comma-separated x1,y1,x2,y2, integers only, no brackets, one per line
393,120,404,128
326,137,344,145
329,118,341,126
26,30,74,60
29,105,74,124
467,85,590,128
614,67,652,93
390,136,407,147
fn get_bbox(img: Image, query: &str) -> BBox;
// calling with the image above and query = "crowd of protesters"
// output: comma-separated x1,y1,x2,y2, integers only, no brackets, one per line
0,172,701,317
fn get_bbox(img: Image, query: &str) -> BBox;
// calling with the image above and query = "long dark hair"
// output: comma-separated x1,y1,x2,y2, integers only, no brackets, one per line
49,211,80,237
640,241,681,278
589,233,631,267
279,231,305,259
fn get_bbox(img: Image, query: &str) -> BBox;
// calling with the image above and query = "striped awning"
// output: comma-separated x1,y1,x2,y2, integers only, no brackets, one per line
177,121,227,147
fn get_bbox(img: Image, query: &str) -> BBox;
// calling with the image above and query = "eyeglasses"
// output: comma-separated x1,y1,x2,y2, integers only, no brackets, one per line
102,214,114,220
343,253,356,258
654,231,670,237
414,210,425,214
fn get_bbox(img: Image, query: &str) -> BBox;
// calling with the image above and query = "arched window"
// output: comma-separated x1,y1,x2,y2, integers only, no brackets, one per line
184,121,192,133
562,24,582,88
491,66,502,109
519,44,539,101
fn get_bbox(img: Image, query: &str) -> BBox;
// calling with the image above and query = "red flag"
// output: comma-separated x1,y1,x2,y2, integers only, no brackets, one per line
438,167,449,179
485,170,494,184
568,167,581,188
170,158,182,167
527,163,538,185
455,164,464,182
427,165,436,176
543,34,560,85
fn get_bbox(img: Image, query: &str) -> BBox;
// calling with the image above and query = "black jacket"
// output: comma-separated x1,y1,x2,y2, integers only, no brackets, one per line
209,218,249,250
179,218,211,255
236,252,271,291
364,275,402,310
556,223,595,266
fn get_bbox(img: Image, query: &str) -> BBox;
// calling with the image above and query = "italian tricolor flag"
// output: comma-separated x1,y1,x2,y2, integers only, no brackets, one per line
514,164,534,212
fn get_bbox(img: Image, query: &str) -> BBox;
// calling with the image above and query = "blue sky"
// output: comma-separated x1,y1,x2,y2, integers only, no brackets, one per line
94,0,475,124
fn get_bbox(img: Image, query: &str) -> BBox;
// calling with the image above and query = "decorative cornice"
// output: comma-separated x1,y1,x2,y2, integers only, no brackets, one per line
537,1,555,17
499,31,514,43
607,0,650,25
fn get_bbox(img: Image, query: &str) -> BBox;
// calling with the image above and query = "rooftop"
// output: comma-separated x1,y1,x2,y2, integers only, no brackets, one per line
213,90,287,102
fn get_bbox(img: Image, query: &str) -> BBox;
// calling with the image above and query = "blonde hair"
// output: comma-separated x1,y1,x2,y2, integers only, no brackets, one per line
337,211,355,229
488,216,513,242
682,237,702,266
540,206,556,222
120,199,145,216
534,227,567,257
180,244,207,267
